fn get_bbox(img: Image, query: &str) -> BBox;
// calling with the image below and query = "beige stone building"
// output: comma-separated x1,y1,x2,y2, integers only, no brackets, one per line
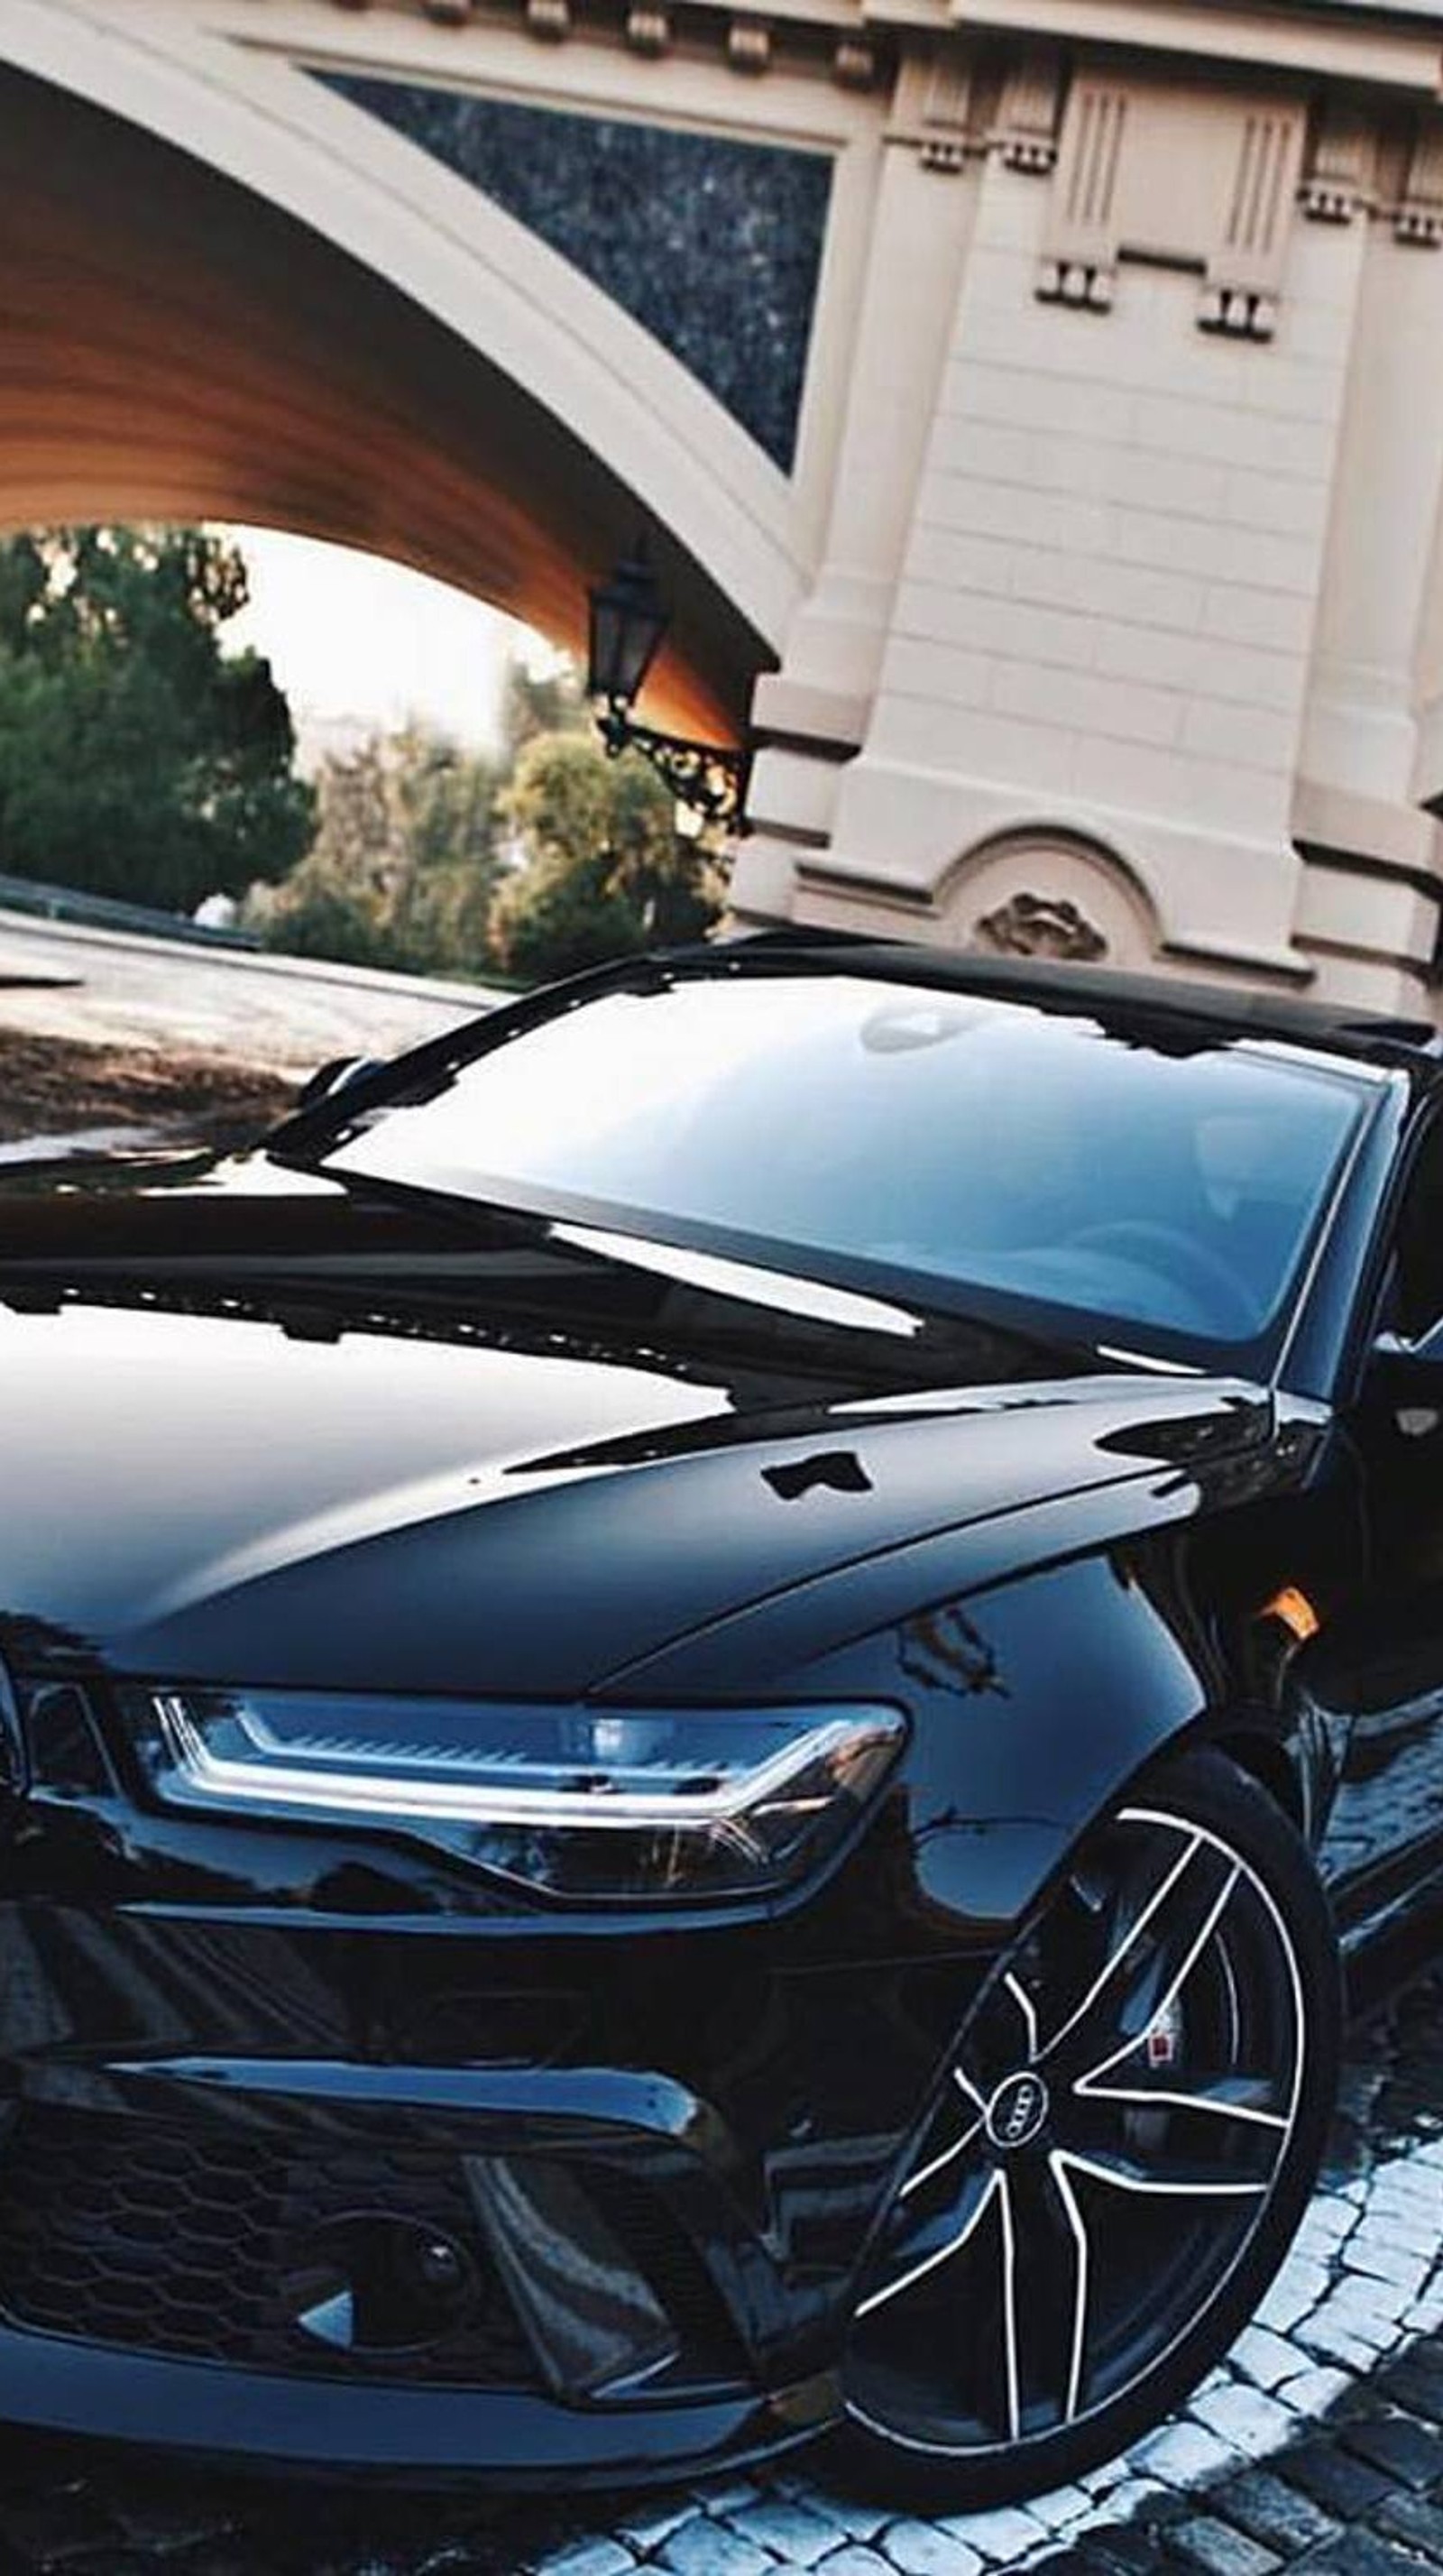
5,0,1443,1014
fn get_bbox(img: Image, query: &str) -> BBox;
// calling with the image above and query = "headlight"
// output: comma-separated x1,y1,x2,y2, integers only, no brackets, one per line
117,1689,906,1902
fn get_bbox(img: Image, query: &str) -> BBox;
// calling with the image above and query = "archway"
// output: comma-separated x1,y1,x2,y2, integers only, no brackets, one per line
0,32,800,740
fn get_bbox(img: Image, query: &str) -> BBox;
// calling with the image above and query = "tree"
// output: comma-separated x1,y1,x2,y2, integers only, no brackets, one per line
500,651,587,765
488,731,722,983
246,722,502,977
0,527,313,912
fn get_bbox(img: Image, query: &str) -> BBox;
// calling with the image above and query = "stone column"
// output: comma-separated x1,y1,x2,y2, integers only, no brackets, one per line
749,48,1399,1003
728,38,983,925
1295,106,1443,1012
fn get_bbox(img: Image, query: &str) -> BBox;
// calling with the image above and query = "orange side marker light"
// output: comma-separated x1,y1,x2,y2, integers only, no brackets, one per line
1262,1585,1321,1644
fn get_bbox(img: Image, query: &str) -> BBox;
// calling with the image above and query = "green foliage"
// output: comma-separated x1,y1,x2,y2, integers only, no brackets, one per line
244,724,501,979
0,530,728,987
0,528,313,912
500,653,587,764
488,729,722,983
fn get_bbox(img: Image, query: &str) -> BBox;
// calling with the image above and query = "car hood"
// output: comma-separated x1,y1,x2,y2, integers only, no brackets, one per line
0,1147,1276,1696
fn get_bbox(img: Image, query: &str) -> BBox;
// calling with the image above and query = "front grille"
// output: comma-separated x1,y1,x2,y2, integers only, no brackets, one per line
0,2107,540,2384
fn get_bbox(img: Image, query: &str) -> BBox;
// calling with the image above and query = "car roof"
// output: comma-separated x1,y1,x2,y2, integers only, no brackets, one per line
710,929,1443,1076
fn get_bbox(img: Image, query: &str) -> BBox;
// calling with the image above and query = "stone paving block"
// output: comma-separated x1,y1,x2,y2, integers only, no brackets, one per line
1343,2244,1431,2297
1341,2412,1443,2491
1255,2262,1330,2336
1229,2332,1301,2395
933,2506,1051,2562
1298,2536,1432,2576
727,2503,839,2567
1352,2206,1438,2253
1131,2423,1239,2489
1295,2310,1385,2370
1295,2203,1355,2251
786,2494,891,2544
1188,2387,1298,2460
1077,2532,1178,2573
659,2523,775,2576
875,2523,982,2574
1093,2479,1167,2523
1022,2489,1096,2534
1213,2467,1338,2555
811,2553,894,2576
1078,2458,1130,2498
1278,2438,1395,2517
1329,2276,1415,2330
1163,2514,1281,2576
1368,2166,1443,2213
1383,2357,1443,2425
613,2504,700,2553
1275,2367,1355,2416
1375,2488,1443,2560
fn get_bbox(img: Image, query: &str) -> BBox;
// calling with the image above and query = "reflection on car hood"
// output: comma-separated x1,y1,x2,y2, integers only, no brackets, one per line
0,1146,1275,1695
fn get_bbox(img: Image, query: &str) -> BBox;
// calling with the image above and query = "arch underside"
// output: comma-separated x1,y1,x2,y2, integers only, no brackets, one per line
0,64,762,741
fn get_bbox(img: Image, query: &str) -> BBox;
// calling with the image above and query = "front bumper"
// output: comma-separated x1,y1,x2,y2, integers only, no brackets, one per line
0,1860,989,2482
0,2325,834,2488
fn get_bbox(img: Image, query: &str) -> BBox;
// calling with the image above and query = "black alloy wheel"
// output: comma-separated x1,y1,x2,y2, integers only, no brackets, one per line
841,1749,1341,2507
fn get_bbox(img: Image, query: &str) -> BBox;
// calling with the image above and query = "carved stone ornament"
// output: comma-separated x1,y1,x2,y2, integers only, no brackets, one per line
1197,284,1278,340
727,16,772,74
624,2,670,53
1037,259,1114,312
1037,78,1302,337
1199,108,1301,336
992,46,1063,176
525,0,570,38
973,891,1109,964
832,37,877,94
918,38,972,175
1397,114,1443,246
1301,100,1372,224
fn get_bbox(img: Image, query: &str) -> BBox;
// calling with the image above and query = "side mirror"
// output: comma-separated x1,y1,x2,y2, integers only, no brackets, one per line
291,1055,381,1115
1370,1320,1443,1403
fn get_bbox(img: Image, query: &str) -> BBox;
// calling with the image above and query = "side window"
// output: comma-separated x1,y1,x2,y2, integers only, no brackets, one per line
1392,1115,1443,1342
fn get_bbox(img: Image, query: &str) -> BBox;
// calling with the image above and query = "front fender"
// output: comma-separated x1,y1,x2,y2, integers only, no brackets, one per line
850,1547,1224,1942
674,1534,1298,1949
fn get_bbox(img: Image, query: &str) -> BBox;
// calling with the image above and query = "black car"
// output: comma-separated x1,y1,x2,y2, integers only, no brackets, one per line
1,933,1441,2508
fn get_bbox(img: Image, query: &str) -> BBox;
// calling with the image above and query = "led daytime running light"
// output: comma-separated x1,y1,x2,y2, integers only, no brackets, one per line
151,1695,889,1833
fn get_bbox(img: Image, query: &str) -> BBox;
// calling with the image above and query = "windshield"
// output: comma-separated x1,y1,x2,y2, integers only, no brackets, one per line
318,971,1373,1366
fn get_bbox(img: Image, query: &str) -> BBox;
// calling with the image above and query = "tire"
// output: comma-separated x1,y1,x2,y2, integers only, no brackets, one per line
837,1746,1341,2510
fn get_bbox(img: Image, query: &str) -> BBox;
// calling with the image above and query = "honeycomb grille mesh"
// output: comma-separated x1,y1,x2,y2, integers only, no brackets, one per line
0,2107,541,2384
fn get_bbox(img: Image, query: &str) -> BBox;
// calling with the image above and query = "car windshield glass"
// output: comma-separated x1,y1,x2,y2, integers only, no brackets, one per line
320,972,1370,1363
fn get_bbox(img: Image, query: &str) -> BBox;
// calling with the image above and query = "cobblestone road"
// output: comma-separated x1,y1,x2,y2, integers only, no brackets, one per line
0,1960,1440,2576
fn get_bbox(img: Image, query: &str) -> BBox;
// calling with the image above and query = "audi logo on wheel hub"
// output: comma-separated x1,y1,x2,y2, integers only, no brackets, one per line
985,2069,1050,2152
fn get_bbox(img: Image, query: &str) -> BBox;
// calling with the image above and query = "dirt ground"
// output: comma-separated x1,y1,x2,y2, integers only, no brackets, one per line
0,1029,299,1147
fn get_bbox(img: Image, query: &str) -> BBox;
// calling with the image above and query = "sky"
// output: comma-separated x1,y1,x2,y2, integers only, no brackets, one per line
220,525,545,766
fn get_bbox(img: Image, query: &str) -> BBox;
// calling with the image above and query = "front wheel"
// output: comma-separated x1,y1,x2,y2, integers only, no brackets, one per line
840,1748,1340,2508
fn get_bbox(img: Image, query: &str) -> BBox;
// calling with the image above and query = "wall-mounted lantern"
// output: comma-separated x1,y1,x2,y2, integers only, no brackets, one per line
586,546,750,833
